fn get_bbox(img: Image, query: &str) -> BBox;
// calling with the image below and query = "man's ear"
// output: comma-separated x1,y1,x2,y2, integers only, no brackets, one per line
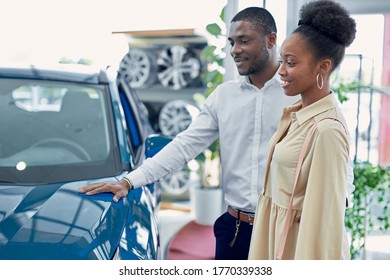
267,32,277,48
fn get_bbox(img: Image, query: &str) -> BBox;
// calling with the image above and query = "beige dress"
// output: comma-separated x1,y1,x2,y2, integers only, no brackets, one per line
248,94,351,260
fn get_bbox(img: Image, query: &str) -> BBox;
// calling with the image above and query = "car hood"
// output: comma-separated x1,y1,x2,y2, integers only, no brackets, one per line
0,180,128,259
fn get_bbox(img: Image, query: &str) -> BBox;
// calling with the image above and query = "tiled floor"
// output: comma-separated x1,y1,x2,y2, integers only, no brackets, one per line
158,199,390,260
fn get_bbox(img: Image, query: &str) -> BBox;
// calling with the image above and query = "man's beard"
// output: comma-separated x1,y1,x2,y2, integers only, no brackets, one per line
246,51,269,76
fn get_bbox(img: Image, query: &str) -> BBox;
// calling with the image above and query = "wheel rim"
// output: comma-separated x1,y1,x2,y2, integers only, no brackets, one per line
157,45,201,90
158,100,200,137
119,48,156,88
158,162,200,195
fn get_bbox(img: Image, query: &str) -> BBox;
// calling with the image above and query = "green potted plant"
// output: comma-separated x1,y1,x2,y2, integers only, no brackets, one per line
331,80,390,259
193,5,225,182
345,161,390,259
190,7,226,225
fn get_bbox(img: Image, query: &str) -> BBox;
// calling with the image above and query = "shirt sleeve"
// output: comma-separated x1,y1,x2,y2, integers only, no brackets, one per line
125,89,220,188
294,120,349,259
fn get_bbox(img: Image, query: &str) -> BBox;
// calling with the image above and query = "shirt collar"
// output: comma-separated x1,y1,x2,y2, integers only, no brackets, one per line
239,76,251,88
240,71,281,89
294,93,338,125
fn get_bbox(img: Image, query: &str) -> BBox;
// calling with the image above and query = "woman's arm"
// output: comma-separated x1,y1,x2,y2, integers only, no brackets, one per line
295,121,349,259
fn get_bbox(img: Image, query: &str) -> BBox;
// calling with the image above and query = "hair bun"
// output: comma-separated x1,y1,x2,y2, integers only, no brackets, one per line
299,0,356,47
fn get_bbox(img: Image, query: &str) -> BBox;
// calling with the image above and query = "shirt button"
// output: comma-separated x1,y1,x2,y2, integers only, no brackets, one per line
291,113,297,120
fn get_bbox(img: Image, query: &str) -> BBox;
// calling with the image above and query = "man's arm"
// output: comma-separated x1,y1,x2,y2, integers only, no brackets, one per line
79,89,220,201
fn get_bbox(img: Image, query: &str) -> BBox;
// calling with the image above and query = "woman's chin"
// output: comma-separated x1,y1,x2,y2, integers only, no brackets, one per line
283,90,299,97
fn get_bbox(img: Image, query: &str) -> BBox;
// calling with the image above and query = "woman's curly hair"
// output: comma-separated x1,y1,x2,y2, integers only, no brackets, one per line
294,0,356,70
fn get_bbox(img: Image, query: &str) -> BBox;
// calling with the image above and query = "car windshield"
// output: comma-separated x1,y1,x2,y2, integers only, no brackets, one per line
0,78,118,184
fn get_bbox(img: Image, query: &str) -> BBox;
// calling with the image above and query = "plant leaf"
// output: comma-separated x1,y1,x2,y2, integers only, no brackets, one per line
206,23,222,36
219,6,225,21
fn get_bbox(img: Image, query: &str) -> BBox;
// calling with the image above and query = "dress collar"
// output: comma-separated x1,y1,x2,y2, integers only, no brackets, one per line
292,93,338,125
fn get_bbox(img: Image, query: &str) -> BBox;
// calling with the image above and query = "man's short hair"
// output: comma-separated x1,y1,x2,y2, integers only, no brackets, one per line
232,7,277,35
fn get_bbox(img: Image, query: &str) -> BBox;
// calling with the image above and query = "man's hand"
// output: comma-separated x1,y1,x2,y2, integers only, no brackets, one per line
79,180,130,202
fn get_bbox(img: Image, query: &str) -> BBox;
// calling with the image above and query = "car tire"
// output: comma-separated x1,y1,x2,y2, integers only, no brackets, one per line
119,48,157,88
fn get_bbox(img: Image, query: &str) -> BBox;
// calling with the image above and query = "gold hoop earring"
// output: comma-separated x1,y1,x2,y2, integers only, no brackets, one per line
316,74,324,90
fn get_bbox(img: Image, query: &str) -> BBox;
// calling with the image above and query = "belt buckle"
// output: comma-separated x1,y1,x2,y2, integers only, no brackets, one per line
247,213,254,225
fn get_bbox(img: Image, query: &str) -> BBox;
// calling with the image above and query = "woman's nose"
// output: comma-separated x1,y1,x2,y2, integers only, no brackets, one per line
278,64,286,76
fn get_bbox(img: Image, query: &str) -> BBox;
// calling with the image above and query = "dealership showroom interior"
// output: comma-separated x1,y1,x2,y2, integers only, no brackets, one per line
0,0,389,262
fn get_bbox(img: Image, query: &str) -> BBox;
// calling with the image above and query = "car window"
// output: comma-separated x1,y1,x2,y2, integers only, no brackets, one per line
119,90,141,149
0,78,112,175
117,79,147,164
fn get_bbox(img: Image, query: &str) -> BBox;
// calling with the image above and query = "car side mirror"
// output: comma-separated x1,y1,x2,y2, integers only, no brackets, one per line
144,134,172,158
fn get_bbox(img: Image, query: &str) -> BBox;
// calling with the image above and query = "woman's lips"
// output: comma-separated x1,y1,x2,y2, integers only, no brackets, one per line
281,80,291,89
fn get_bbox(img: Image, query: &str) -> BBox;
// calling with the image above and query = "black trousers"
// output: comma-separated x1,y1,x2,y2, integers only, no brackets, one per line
213,211,253,260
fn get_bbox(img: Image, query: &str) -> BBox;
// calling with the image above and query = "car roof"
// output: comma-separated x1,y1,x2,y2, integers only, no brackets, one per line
0,63,115,84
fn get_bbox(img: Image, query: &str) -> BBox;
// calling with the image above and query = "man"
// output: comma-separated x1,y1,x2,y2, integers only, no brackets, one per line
80,7,352,260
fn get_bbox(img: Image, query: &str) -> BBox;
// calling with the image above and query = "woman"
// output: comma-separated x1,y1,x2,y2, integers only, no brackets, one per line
248,0,356,260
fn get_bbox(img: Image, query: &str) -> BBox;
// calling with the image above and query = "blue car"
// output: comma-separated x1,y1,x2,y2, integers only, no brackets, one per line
0,64,170,259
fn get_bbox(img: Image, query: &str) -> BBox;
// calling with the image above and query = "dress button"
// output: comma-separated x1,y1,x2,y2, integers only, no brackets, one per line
291,113,297,120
